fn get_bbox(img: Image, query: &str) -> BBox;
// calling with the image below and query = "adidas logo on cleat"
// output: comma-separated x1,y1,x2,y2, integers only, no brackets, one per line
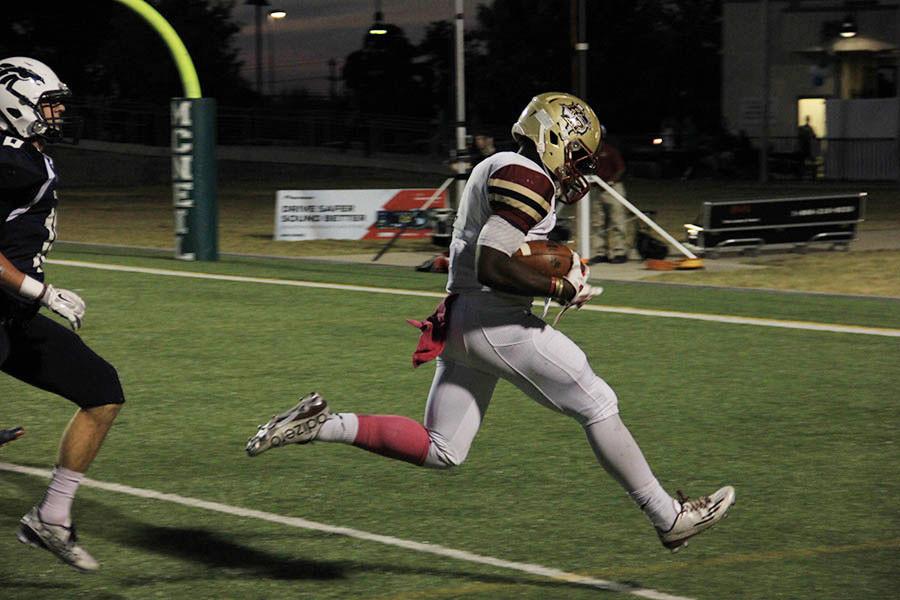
270,413,328,447
245,393,332,456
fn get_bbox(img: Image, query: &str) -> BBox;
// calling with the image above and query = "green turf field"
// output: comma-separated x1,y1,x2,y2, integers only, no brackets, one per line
1,251,898,600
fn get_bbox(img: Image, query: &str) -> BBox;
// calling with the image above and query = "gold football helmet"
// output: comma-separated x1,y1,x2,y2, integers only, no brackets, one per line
511,92,604,204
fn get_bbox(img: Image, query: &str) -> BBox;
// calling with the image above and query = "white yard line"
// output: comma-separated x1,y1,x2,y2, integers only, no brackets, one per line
0,462,691,600
585,305,900,337
49,259,900,338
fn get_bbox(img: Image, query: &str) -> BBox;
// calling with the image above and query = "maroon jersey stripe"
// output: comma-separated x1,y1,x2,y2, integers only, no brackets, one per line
489,200,534,233
489,164,554,204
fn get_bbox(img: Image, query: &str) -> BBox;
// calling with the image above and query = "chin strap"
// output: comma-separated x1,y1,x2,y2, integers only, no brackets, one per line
539,299,573,327
540,296,552,320
552,303,573,327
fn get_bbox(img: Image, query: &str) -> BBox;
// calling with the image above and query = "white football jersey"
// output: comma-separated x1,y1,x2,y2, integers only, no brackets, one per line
446,151,557,302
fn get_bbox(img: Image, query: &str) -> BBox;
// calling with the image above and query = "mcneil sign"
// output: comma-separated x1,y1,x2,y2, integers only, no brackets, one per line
171,98,218,261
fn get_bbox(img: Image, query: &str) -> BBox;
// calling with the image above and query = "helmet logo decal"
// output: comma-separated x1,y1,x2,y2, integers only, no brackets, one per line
0,62,45,89
559,102,591,137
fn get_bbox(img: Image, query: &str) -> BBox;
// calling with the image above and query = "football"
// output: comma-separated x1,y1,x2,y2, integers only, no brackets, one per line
512,240,574,277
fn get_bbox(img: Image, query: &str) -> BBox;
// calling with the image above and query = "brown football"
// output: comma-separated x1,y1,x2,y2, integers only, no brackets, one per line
512,240,574,277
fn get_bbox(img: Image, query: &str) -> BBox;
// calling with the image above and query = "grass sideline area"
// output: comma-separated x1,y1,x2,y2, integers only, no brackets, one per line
1,256,897,599
653,249,900,297
55,178,900,297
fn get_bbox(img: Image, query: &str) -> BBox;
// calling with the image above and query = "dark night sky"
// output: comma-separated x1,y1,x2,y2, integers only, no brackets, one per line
233,1,485,94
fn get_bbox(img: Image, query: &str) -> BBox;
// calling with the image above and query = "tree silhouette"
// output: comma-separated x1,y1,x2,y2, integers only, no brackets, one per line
343,23,431,117
417,0,722,135
466,0,572,131
0,0,250,103
417,20,455,118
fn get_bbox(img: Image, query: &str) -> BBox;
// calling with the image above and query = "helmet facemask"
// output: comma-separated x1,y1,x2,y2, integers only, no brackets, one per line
33,87,81,143
556,139,601,205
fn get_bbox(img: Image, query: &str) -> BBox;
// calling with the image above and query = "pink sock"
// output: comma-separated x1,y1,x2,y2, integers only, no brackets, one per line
353,415,431,465
39,466,84,527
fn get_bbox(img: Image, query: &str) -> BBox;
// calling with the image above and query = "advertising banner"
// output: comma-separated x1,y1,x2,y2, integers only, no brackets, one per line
275,189,446,241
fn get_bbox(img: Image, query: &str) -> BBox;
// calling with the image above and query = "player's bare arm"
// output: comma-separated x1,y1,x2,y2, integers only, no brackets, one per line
476,245,576,302
0,251,29,294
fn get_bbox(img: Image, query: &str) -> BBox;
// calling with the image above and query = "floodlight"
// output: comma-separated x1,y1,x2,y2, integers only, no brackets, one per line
268,9,287,19
839,14,857,38
368,9,388,35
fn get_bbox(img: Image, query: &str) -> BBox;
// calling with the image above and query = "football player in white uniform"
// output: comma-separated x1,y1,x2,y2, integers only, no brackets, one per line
247,93,734,552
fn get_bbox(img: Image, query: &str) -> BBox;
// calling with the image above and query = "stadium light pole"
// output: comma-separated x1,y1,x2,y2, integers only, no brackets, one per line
246,0,270,96
453,0,468,210
369,0,387,35
574,0,590,259
267,9,287,95
759,0,770,183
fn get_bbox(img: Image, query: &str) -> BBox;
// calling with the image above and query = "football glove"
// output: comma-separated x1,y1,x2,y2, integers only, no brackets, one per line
40,285,86,330
553,253,603,325
0,426,24,447
562,252,602,308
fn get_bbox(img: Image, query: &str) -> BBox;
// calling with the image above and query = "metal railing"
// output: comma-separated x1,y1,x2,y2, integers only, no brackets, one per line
617,133,898,181
821,138,897,180
68,96,449,156
66,98,899,180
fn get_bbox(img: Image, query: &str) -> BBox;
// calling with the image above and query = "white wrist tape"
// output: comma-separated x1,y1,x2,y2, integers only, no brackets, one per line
19,275,45,301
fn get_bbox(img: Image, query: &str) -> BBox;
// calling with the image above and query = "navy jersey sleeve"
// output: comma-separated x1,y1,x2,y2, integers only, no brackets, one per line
486,164,554,233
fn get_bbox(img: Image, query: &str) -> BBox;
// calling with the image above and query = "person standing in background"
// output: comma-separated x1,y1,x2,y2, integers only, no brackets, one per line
588,142,628,264
797,116,817,179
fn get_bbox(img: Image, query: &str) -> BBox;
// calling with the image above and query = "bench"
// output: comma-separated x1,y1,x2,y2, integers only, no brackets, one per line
684,193,866,257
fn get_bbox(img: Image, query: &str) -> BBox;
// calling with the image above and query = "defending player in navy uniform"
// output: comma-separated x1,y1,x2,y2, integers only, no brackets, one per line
246,93,734,552
0,57,124,572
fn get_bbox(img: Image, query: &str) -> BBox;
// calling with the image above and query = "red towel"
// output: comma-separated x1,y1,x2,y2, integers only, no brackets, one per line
406,293,458,368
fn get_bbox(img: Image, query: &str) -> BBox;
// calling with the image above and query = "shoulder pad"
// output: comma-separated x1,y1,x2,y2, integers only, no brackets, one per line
486,163,554,233
0,134,44,189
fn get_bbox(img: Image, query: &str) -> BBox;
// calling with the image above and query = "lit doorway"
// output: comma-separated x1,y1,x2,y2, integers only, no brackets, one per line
797,98,826,137
797,98,826,179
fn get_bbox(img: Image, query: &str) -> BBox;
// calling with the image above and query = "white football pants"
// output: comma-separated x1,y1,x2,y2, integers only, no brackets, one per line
423,293,621,468
323,291,678,528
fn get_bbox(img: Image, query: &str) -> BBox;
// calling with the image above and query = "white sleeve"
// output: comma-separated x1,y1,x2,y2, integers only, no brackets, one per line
477,214,526,256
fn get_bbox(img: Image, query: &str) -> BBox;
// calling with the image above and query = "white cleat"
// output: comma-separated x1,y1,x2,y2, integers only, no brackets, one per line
657,486,736,553
17,507,99,572
246,392,330,457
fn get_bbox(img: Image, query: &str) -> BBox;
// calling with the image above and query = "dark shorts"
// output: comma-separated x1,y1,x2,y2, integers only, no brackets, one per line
0,313,125,409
